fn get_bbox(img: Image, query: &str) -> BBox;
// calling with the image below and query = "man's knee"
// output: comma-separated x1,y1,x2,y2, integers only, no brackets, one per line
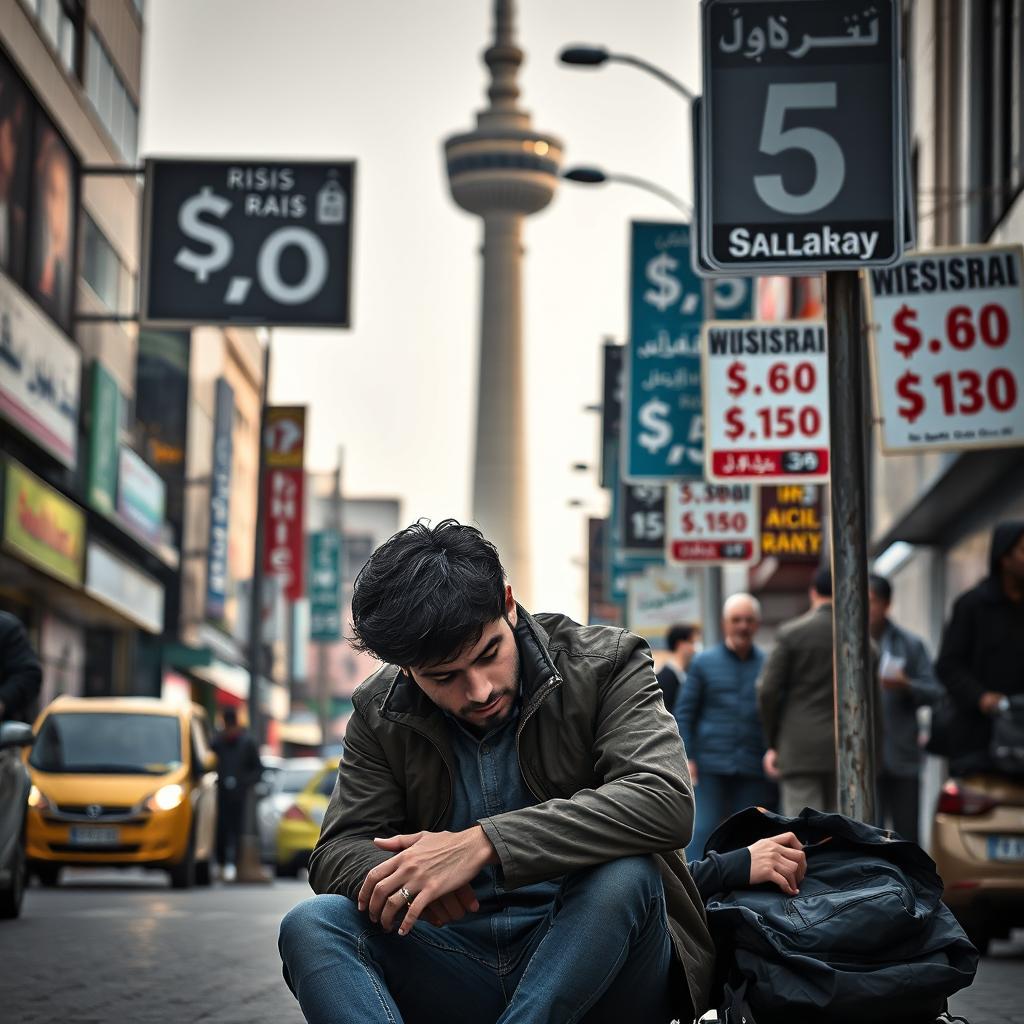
565,855,663,911
279,893,363,960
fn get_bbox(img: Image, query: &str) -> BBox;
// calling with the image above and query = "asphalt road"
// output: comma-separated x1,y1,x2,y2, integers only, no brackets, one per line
0,869,1018,1023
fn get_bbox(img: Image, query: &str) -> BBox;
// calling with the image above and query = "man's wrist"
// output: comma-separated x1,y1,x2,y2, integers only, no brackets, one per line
470,824,500,866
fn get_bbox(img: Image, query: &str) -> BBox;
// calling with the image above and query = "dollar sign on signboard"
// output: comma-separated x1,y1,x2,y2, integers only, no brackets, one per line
893,304,922,358
175,186,234,283
726,361,747,397
638,398,672,454
644,253,682,313
896,371,925,423
725,406,744,440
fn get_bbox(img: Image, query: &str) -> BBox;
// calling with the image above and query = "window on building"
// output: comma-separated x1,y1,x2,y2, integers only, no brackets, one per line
82,213,123,311
20,0,81,78
85,29,139,162
978,0,1024,237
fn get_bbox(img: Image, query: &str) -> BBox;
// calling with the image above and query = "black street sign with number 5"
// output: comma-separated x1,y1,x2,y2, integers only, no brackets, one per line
701,0,902,273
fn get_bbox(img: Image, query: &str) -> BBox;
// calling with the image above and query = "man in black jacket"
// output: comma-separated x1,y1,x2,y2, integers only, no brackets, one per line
656,623,699,712
936,521,1024,776
212,707,262,881
0,611,42,722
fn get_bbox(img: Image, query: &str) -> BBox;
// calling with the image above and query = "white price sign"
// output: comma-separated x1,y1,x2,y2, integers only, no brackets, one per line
665,481,760,566
867,245,1024,452
702,320,830,482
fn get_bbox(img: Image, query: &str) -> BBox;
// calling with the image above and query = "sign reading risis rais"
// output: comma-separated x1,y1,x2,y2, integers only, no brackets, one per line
143,160,355,327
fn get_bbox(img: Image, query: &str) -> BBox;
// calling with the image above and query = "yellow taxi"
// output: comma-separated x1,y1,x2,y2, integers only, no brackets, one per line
26,696,218,889
275,759,337,876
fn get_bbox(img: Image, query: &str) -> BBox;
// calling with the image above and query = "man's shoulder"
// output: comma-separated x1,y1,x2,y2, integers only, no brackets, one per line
350,662,402,716
777,606,828,641
534,611,637,666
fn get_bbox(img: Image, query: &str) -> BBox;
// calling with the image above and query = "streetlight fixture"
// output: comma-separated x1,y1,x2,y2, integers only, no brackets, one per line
558,44,696,103
562,166,692,218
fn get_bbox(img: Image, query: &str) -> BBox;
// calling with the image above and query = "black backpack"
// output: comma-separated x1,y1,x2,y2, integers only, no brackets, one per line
703,806,979,1024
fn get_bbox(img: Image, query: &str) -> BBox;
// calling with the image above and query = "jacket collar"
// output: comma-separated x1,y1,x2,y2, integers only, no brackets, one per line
379,604,556,720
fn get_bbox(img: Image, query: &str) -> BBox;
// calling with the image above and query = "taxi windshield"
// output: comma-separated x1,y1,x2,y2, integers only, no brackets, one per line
30,713,183,775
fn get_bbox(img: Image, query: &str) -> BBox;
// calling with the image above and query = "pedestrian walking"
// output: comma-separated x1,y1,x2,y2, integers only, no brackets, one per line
935,521,1024,777
868,573,942,844
759,568,840,816
278,519,716,1024
656,622,699,712
0,611,42,722
672,594,772,860
211,707,262,882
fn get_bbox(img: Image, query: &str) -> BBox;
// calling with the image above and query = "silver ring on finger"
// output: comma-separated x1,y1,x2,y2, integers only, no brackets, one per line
400,886,415,907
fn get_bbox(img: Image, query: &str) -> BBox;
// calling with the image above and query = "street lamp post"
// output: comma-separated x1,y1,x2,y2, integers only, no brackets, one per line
559,46,697,102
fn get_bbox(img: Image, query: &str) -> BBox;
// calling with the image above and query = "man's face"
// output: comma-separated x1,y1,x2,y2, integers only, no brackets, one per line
723,600,759,652
867,590,889,633
676,635,698,670
407,591,520,732
1002,534,1024,586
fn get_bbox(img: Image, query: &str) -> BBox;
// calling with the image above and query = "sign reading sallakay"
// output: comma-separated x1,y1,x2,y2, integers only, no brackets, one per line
701,0,901,273
143,160,355,327
665,481,760,566
702,320,830,482
866,245,1024,452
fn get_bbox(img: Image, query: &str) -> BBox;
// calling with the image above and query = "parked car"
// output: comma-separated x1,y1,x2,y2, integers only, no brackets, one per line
256,756,323,863
932,771,1024,953
0,722,34,918
26,697,218,889
275,759,338,877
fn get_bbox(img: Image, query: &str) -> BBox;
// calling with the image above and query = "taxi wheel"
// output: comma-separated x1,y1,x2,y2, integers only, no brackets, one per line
169,832,196,890
0,830,26,918
195,857,212,887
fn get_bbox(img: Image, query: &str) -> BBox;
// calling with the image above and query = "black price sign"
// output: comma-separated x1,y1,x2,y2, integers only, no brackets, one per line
620,484,665,556
143,159,355,327
701,0,901,273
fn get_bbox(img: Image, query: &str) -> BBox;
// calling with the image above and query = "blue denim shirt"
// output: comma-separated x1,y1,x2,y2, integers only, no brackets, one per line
447,699,562,917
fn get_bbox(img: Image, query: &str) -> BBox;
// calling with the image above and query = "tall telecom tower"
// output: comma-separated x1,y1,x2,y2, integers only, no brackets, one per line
445,0,562,603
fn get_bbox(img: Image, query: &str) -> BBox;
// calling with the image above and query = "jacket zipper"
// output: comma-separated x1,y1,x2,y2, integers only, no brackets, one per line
515,672,562,801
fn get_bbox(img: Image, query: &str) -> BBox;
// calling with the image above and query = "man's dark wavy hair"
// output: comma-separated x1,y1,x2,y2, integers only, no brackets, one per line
350,519,508,668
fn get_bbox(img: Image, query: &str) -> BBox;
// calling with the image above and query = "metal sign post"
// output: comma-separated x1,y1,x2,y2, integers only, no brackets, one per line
826,271,876,823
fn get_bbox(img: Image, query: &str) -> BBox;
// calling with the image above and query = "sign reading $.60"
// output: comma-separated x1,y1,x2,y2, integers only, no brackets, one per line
142,159,355,327
866,245,1024,453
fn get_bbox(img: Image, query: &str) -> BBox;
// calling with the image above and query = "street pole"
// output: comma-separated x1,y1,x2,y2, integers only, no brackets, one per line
237,335,272,884
825,271,876,823
701,276,722,646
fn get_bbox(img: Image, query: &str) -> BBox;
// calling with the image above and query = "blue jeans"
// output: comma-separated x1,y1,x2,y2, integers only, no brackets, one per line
686,773,776,860
279,855,682,1024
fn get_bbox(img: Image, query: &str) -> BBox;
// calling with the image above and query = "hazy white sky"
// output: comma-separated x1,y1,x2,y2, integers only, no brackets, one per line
142,0,701,619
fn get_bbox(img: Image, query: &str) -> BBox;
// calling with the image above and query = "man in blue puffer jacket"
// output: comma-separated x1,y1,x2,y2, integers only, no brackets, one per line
673,593,774,858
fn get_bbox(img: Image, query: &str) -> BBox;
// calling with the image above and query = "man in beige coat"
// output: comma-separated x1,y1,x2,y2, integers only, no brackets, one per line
277,520,720,1024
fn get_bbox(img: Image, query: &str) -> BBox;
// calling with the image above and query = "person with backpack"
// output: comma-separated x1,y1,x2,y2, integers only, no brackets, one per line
935,521,1024,777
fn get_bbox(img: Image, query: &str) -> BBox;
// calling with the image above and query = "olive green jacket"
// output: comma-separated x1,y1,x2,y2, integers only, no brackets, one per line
308,607,716,1014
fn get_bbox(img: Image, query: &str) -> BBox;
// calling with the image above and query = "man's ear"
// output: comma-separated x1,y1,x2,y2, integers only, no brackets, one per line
504,584,518,626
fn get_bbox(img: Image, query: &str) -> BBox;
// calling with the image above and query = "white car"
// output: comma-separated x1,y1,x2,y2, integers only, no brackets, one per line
256,757,323,862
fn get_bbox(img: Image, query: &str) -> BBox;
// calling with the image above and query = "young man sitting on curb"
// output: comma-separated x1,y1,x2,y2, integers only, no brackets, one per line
279,519,806,1024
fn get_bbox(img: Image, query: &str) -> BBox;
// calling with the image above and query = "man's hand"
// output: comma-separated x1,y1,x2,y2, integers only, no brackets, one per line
748,832,806,895
881,669,911,691
763,748,780,780
687,760,698,785
980,691,1006,714
357,827,497,935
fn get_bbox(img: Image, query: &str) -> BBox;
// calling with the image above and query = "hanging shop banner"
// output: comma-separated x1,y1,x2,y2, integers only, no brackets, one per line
205,377,234,621
309,530,342,642
627,566,703,650
118,447,167,547
2,460,85,586
624,222,705,482
86,541,165,634
587,518,623,627
702,320,830,482
0,272,81,469
619,483,666,558
760,484,824,561
263,406,307,601
87,361,121,514
700,0,902,274
666,481,760,566
142,159,355,327
606,434,661,603
866,245,1024,453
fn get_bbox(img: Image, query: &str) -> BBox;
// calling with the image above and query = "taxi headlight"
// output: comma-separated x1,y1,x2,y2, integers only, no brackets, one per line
28,784,50,810
146,784,185,812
